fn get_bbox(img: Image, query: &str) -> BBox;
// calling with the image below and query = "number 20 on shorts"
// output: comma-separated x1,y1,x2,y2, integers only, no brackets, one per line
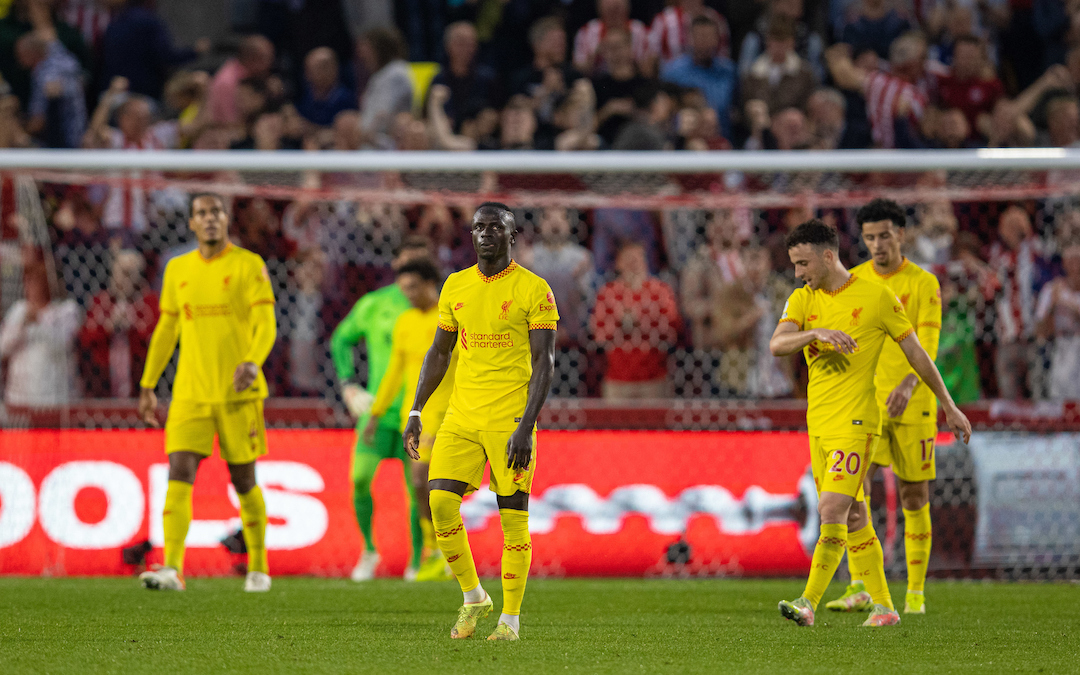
829,449,862,475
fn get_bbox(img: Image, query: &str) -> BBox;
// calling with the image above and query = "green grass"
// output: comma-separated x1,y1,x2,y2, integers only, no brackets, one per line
0,577,1075,674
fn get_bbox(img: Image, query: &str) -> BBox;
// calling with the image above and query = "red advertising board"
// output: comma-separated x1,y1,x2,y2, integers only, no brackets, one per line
0,430,815,577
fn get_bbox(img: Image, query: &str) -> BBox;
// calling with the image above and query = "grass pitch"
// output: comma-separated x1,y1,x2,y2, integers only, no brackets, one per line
0,577,1074,674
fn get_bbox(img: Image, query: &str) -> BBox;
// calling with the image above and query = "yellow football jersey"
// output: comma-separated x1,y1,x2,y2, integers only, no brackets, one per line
148,244,275,402
436,261,559,431
851,258,942,424
779,275,914,437
371,305,458,429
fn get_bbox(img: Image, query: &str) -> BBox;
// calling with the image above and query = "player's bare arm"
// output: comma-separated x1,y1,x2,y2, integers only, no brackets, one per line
885,373,920,418
403,326,456,460
897,333,972,443
769,321,858,356
506,328,556,471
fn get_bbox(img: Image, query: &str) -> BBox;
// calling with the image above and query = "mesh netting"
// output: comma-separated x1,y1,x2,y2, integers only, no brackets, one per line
0,156,1077,579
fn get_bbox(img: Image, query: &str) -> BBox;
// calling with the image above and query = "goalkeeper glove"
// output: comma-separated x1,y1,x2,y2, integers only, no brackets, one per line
342,383,374,418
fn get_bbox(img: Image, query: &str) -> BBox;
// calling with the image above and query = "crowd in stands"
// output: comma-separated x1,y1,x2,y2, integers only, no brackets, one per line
1,0,1080,409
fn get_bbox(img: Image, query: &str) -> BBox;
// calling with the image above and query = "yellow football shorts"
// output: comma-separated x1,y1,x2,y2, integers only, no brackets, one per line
428,419,536,496
873,419,938,482
416,404,448,464
165,399,268,465
810,434,878,500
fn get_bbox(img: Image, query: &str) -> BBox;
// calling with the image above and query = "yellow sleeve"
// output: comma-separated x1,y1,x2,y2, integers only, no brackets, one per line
778,288,806,328
242,302,277,366
915,273,942,361
527,278,560,330
880,287,915,342
244,255,276,308
436,278,457,333
139,262,180,389
371,316,407,418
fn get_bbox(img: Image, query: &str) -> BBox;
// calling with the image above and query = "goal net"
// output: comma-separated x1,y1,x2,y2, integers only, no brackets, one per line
0,149,1076,581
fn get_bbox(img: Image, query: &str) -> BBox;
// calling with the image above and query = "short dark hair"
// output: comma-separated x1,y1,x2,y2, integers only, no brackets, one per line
189,192,225,215
475,202,516,227
785,218,839,251
393,234,431,257
395,257,441,284
362,26,407,70
953,34,983,50
856,198,907,230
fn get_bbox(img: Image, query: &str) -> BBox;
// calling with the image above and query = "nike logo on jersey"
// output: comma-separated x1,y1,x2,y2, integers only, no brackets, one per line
454,302,464,310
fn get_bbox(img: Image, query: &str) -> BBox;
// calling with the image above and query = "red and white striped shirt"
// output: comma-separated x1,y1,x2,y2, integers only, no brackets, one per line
60,0,111,50
102,125,178,232
863,70,927,149
573,19,650,72
648,6,730,63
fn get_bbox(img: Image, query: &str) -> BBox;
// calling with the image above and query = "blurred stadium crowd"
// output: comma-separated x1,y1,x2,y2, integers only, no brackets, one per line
1,0,1080,411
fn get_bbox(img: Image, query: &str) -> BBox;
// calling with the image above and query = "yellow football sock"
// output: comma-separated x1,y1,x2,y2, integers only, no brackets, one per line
162,480,193,572
903,504,932,593
499,509,531,616
237,485,269,574
430,489,480,593
848,524,893,610
802,523,847,610
845,497,872,582
421,518,437,556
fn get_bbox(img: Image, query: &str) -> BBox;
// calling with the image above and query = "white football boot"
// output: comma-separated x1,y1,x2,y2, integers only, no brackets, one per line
244,571,272,592
350,551,380,582
139,566,185,591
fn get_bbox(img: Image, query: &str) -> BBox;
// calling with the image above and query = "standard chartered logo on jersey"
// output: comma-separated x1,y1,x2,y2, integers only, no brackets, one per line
464,330,514,349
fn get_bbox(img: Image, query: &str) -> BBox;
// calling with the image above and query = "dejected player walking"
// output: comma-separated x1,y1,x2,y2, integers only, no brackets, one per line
137,192,277,592
404,202,558,641
770,219,970,628
827,198,942,615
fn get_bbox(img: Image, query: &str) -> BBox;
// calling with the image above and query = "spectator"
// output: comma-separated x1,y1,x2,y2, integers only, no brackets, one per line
910,198,959,267
746,105,812,150
285,248,330,395
573,0,650,76
523,208,594,345
681,208,747,351
739,0,824,80
207,34,275,127
806,86,870,149
550,77,602,151
591,241,680,399
826,31,929,149
0,250,81,407
163,69,210,149
0,89,30,148
647,0,731,67
511,17,581,126
230,108,303,151
357,26,413,149
83,78,178,233
591,27,650,146
77,248,158,398
660,16,738,139
16,23,85,148
99,0,208,99
1035,243,1080,400
297,47,356,128
60,0,113,52
740,16,818,120
840,0,912,60
428,21,501,132
1039,91,1080,148
712,246,794,397
0,0,89,109
497,95,540,149
936,35,1004,141
989,204,1045,399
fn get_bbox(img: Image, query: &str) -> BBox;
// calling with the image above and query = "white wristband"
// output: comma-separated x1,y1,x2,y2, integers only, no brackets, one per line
408,410,422,419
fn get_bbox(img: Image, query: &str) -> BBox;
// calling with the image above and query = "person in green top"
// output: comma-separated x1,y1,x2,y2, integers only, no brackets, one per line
330,236,431,581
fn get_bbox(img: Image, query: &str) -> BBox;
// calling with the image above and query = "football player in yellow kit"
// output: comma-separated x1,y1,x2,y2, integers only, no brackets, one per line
405,202,558,641
137,193,276,592
366,257,457,581
827,198,943,615
770,219,970,628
